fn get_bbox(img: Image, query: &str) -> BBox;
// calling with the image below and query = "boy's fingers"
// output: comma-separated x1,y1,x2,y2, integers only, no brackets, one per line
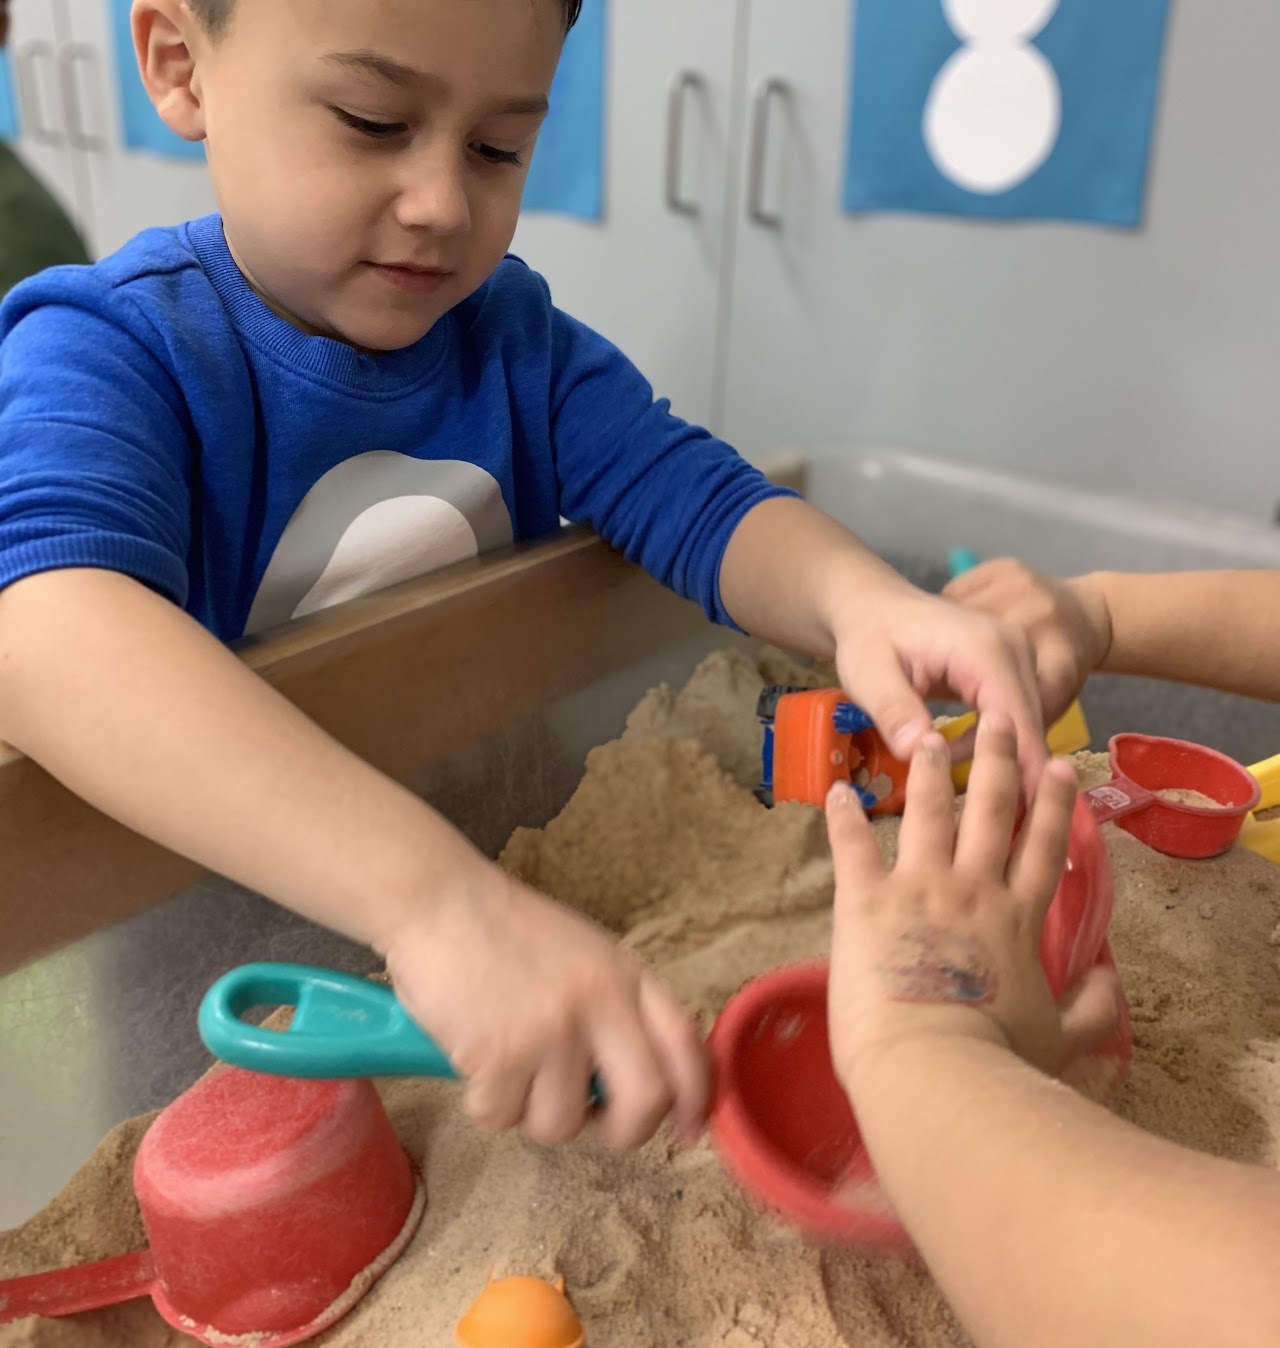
896,734,958,868
969,655,1048,803
848,644,935,760
522,1045,594,1147
463,1065,535,1135
826,781,887,901
954,715,1022,877
1058,962,1122,1065
590,1004,675,1151
1007,758,1078,919
638,975,711,1146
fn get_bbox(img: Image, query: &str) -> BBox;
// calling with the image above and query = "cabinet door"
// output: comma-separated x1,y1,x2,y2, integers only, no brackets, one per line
721,1,1278,519
57,0,216,259
4,0,89,237
511,0,742,429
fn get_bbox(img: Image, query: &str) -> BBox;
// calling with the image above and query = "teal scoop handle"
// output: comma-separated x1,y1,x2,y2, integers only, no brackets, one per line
200,962,605,1106
200,962,458,1079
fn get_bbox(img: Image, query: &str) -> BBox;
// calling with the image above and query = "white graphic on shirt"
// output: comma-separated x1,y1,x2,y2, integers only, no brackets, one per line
924,0,1062,195
245,452,513,635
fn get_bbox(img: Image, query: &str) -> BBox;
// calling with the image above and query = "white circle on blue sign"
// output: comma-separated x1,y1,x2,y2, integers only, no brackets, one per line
925,0,1063,194
941,0,1060,42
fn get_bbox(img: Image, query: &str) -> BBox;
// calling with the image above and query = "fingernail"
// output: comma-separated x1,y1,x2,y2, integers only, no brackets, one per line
918,731,949,759
827,780,852,809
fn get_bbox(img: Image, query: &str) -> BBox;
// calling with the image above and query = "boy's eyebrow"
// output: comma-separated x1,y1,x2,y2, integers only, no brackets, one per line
324,49,549,116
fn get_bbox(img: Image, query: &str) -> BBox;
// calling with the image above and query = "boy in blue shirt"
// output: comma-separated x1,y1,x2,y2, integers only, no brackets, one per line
0,0,1046,1151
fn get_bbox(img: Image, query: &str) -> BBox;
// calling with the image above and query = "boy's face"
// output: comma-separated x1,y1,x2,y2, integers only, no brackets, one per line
178,0,563,351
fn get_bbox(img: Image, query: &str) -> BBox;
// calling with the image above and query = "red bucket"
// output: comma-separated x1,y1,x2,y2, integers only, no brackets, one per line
0,1068,424,1344
707,800,1132,1248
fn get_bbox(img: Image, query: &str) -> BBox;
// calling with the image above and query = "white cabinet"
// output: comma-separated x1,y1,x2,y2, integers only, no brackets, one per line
60,0,216,257
4,0,90,237
511,0,742,429
3,0,216,261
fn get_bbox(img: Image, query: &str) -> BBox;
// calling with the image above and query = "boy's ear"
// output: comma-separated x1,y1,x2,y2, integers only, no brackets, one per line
132,0,208,143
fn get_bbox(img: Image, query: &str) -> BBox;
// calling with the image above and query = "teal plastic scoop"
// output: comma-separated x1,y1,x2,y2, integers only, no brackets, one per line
199,962,604,1104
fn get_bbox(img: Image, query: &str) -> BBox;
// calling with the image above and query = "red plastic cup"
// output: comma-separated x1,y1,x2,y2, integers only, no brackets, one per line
0,1067,425,1345
707,799,1133,1249
1084,733,1261,860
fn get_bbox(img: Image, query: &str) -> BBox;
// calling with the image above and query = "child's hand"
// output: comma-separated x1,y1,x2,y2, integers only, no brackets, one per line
383,863,709,1150
831,583,1047,796
942,559,1112,725
826,719,1119,1095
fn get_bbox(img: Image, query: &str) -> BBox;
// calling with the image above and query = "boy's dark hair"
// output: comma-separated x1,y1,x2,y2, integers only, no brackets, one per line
188,0,583,37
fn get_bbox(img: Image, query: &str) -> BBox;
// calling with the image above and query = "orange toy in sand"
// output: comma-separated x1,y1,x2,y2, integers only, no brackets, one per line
455,1274,585,1348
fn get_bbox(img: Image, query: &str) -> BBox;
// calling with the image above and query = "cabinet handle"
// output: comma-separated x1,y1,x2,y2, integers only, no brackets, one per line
58,44,107,153
664,70,704,217
15,40,63,145
747,78,790,229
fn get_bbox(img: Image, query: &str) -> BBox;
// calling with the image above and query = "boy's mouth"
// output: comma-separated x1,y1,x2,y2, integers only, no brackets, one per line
365,262,453,295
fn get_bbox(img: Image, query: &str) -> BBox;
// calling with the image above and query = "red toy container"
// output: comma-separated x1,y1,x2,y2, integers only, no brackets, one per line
0,1068,425,1344
708,799,1133,1249
1085,733,1261,859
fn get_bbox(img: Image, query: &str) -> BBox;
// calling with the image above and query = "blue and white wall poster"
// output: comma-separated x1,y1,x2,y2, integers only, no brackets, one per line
0,49,19,141
110,0,205,159
522,0,606,219
843,0,1171,226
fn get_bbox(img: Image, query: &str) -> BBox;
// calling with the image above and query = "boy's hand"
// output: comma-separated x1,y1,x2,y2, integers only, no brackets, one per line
383,864,709,1150
827,719,1119,1095
942,559,1113,725
830,583,1047,797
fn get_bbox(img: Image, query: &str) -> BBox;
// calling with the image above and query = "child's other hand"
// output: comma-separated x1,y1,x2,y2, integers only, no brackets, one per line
832,584,1046,797
942,559,1112,725
383,865,709,1150
826,719,1119,1095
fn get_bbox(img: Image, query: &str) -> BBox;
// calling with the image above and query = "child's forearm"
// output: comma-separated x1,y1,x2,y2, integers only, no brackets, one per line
0,568,481,953
717,497,913,656
845,1034,1280,1348
1086,570,1280,701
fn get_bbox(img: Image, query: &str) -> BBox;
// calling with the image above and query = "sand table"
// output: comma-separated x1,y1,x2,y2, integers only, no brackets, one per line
3,649,1278,1347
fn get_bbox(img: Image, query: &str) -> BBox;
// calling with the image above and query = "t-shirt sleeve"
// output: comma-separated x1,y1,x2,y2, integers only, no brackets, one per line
547,305,795,629
0,286,193,604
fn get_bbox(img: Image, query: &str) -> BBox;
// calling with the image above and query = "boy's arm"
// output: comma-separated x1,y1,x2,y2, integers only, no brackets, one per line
945,561,1280,714
719,496,1047,792
826,729,1280,1348
0,567,709,1148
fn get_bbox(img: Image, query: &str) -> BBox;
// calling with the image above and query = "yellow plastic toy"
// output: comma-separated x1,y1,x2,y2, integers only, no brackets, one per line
941,700,1092,793
1239,753,1280,864
455,1274,585,1348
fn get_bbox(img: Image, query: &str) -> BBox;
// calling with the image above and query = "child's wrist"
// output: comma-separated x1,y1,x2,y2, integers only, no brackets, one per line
834,1004,1011,1100
1068,572,1115,672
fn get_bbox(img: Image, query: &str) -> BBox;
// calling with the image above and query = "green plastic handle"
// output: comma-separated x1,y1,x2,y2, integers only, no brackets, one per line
200,962,606,1106
199,962,457,1079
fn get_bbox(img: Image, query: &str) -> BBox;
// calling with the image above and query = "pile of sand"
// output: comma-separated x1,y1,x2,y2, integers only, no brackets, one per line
3,649,1278,1347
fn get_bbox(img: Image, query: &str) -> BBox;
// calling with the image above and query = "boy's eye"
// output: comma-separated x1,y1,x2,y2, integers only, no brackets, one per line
473,142,526,168
331,107,407,139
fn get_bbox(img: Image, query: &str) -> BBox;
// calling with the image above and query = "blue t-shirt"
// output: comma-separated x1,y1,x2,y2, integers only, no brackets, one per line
0,214,789,641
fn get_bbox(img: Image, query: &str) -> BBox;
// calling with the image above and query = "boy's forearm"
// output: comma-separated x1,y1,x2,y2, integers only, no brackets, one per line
1085,570,1280,701
718,497,911,654
845,1034,1280,1348
0,568,478,952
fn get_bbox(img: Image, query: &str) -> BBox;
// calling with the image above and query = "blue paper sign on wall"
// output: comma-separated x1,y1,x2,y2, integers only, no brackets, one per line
843,0,1171,226
110,0,205,160
0,51,19,140
523,0,606,220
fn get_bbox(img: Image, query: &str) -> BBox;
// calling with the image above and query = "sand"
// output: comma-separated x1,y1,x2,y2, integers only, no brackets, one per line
2,648,1278,1348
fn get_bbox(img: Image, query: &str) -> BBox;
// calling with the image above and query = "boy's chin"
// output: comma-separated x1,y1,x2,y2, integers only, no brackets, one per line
330,313,439,354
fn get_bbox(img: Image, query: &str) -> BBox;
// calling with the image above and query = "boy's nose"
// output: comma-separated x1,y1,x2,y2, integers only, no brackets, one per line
395,150,471,237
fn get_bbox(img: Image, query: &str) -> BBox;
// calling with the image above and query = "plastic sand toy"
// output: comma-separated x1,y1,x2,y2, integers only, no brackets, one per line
455,1274,586,1348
